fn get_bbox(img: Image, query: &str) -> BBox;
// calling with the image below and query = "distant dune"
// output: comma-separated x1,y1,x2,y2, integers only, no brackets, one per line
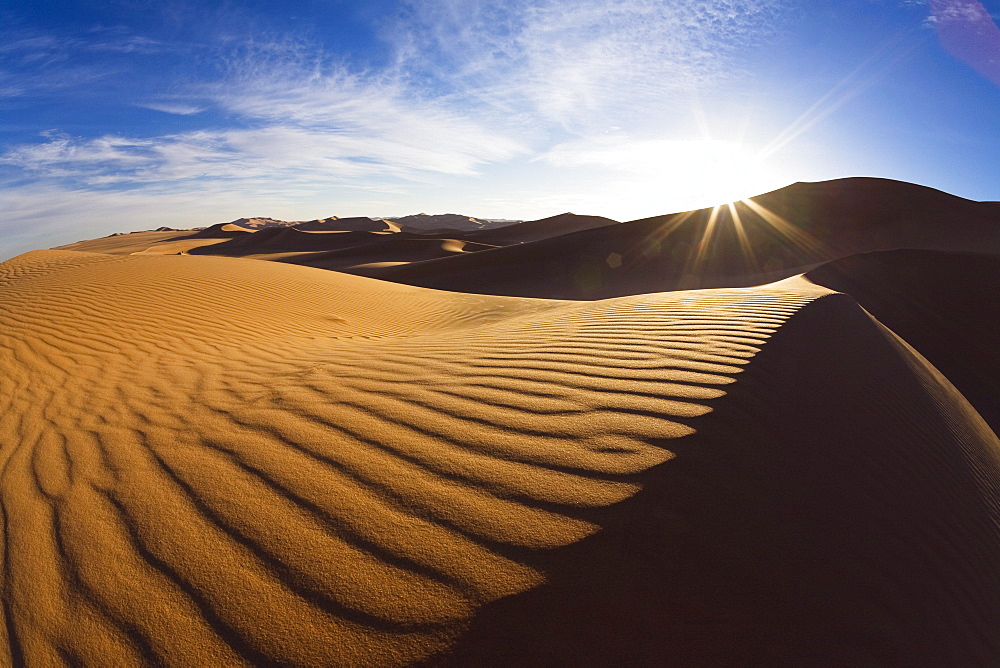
375,178,1000,298
3,176,998,664
293,217,390,232
383,213,515,233
462,212,620,245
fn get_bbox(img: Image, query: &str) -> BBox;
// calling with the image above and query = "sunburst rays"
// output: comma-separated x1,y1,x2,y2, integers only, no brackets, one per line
630,192,832,290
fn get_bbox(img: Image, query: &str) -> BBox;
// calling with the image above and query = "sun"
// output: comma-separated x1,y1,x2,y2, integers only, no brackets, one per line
541,134,795,220
645,138,788,213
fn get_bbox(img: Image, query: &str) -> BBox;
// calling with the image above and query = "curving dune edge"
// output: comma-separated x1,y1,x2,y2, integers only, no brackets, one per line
0,248,997,665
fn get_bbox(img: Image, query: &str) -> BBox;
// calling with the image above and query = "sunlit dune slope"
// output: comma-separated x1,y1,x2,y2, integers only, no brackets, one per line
272,238,501,274
189,223,267,239
54,224,495,270
185,230,499,271
58,230,202,254
375,177,1000,298
385,214,498,233
1,249,998,665
446,291,1000,666
61,231,232,256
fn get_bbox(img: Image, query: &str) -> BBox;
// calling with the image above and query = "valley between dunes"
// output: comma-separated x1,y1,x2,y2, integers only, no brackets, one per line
1,177,999,665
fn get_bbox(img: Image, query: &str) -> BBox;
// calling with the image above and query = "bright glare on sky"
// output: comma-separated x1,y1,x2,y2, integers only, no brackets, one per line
2,0,1000,259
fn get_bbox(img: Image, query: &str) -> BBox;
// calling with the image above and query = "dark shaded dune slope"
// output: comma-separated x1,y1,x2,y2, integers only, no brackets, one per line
741,176,1000,250
374,178,1000,299
277,238,500,272
442,292,1000,666
463,213,620,245
189,228,395,254
389,214,495,233
189,228,497,269
294,217,390,232
188,223,257,239
807,249,1000,431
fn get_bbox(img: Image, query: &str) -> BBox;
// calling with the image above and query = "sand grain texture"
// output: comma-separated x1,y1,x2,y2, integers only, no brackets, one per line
445,292,1000,665
2,237,998,664
0,250,826,666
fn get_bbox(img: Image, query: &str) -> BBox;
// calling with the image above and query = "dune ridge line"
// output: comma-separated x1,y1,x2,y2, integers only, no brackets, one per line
0,250,829,666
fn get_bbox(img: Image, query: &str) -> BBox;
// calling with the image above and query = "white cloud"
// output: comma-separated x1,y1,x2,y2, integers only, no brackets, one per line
4,1,790,178
207,50,526,173
927,0,993,24
0,27,162,102
0,0,795,258
86,35,163,54
2,37,527,197
3,119,523,191
137,102,206,115
391,0,788,131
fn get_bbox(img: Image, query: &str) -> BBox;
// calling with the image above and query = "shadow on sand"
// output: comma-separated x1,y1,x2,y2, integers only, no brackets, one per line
438,293,1000,666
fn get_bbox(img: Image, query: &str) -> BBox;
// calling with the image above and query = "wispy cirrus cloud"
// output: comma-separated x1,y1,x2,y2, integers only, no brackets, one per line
4,122,522,190
0,25,169,106
926,0,1000,85
2,35,527,197
391,0,788,131
207,43,527,171
5,0,788,185
926,0,994,24
0,0,794,258
136,101,206,115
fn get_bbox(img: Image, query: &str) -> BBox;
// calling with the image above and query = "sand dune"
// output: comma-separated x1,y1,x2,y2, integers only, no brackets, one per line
385,214,505,234
58,230,204,254
180,230,500,273
190,223,268,239
294,217,391,233
1,245,998,665
447,291,1000,665
278,238,501,273
54,223,496,268
9,176,1000,664
195,227,390,253
462,213,620,245
808,249,1000,432
375,178,1000,298
224,217,289,229
58,178,1000,300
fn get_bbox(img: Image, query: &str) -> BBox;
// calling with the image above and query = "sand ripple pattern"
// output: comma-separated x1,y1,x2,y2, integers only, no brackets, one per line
0,251,823,666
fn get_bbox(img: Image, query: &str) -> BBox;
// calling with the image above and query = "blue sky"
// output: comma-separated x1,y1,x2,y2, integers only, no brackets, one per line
2,0,999,259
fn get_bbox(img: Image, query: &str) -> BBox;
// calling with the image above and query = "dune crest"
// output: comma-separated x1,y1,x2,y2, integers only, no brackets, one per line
445,290,1000,665
0,250,830,665
7,176,1000,664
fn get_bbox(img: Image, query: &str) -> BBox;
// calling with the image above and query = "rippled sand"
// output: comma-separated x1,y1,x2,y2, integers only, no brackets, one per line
1,249,997,665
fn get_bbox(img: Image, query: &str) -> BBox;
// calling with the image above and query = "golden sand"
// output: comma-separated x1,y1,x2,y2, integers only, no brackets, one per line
1,244,997,665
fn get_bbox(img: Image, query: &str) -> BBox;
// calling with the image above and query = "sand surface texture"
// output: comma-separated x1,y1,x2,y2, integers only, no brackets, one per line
0,251,819,664
5,176,1000,664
